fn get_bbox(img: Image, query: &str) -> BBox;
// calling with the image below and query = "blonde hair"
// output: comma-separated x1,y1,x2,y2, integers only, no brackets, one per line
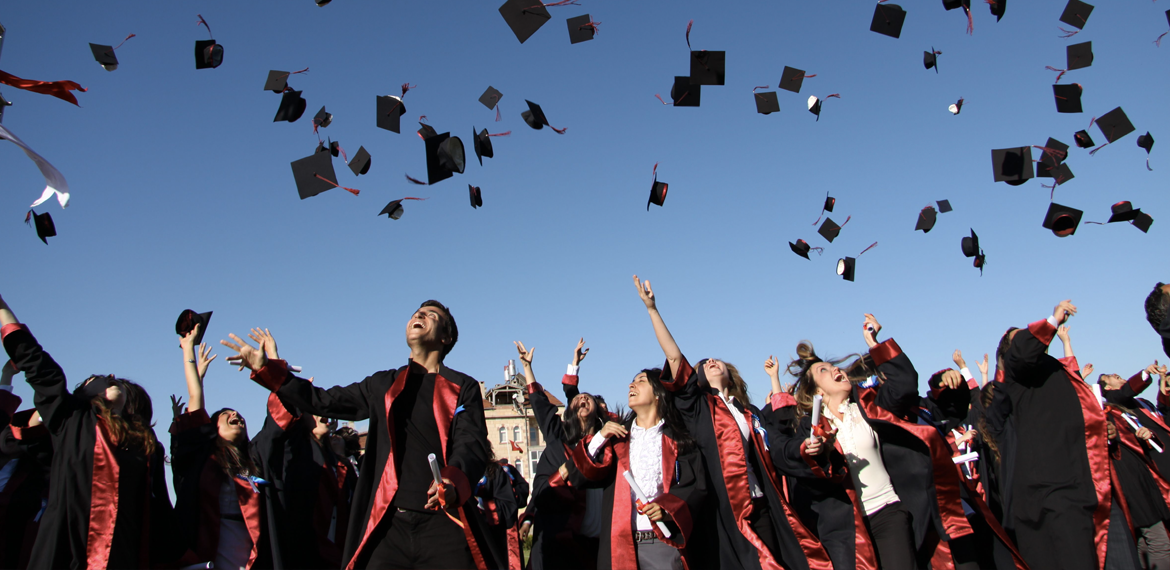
785,341,870,417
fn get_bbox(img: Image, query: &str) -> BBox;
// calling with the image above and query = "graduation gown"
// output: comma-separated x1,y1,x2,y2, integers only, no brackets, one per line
1103,371,1170,486
658,356,833,570
473,467,521,570
570,423,706,570
1105,406,1170,531
1002,319,1111,570
0,324,179,570
0,409,51,570
170,408,273,569
250,393,356,569
247,358,489,570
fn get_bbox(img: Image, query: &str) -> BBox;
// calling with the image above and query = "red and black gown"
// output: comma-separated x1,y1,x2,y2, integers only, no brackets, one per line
170,406,274,569
0,324,180,569
0,408,51,570
250,393,356,569
658,356,833,570
1103,370,1170,485
473,465,520,570
570,420,707,570
1104,406,1170,537
1001,319,1111,570
246,358,490,570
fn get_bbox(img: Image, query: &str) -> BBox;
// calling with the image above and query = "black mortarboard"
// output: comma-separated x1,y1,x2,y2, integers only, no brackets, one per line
1138,132,1155,154
349,146,371,176
1074,130,1095,148
961,229,980,257
790,239,816,259
1067,42,1093,70
290,151,338,200
1096,107,1135,144
499,0,551,44
924,50,939,72
1047,162,1075,185
522,100,548,130
1059,0,1094,30
991,147,1034,185
273,90,306,123
316,0,332,5
1134,212,1154,233
989,0,1006,21
376,95,406,134
808,96,823,118
423,132,459,185
380,200,405,220
755,91,779,115
469,185,483,209
418,123,438,140
670,77,701,107
837,257,856,282
473,128,494,165
90,44,118,71
31,211,55,244
689,51,726,86
1042,202,1083,237
313,106,332,129
942,0,967,10
438,136,466,176
818,218,842,243
264,70,289,93
327,140,340,157
194,39,223,70
648,167,668,210
916,206,938,233
779,67,808,94
870,3,907,39
937,200,953,213
175,310,213,345
567,15,596,44
1108,201,1139,223
1036,138,1070,177
949,98,964,115
479,86,503,110
1053,84,1083,114
824,196,836,213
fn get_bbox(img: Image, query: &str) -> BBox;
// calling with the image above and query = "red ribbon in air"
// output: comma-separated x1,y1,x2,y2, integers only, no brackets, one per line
858,241,878,256
488,131,512,137
401,83,416,96
313,174,360,196
196,15,213,37
685,19,693,50
1058,27,1079,38
112,34,137,51
965,5,974,35
753,85,769,93
1045,66,1068,84
1157,31,1169,47
24,211,32,225
405,174,427,185
0,70,86,106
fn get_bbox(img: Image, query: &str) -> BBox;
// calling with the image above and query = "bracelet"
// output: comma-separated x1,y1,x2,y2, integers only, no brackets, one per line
187,359,196,364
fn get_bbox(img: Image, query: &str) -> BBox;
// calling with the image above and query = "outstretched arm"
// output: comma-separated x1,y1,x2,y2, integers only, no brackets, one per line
1057,325,1074,359
563,338,588,401
764,355,787,400
634,275,683,378
179,325,217,413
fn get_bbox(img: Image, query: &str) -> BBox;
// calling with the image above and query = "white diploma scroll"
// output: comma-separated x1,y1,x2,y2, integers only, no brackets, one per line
952,451,979,464
810,395,823,443
179,563,213,570
623,470,671,536
428,453,444,487
1122,413,1164,453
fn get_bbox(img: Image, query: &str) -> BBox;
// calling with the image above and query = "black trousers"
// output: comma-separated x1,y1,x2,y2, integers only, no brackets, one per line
747,496,783,561
862,502,916,570
360,507,475,569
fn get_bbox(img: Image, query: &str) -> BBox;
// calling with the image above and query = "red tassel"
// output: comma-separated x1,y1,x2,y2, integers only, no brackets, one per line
112,34,136,51
826,93,841,100
24,211,32,225
337,144,348,164
196,15,213,37
752,85,770,92
1058,27,1079,38
527,0,579,7
652,162,659,177
313,174,360,196
550,126,567,135
0,70,86,106
1045,66,1067,83
495,105,501,122
1156,31,1169,47
487,131,512,137
965,6,973,35
1033,145,1067,161
655,94,669,105
401,83,416,96
685,19,694,49
1089,143,1107,156
858,242,878,256
405,174,427,185
580,20,601,34
840,215,852,228
810,246,824,256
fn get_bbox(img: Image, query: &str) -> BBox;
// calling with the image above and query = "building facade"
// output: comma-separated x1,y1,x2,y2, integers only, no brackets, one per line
481,364,565,479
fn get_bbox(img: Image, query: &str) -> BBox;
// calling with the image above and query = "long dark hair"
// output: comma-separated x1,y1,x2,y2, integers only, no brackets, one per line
481,435,501,480
78,375,157,456
563,393,605,446
785,342,870,418
621,368,696,455
210,408,257,477
995,327,1019,382
976,382,1001,464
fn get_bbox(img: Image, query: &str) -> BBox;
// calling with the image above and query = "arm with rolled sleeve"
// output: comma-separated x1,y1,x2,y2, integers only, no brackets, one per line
1004,318,1058,382
250,359,374,422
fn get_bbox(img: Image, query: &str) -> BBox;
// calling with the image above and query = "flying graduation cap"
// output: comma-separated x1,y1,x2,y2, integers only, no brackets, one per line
924,49,941,73
1043,202,1083,237
1059,0,1094,32
988,0,1006,21
175,309,213,346
789,239,822,259
376,84,415,134
807,94,840,121
567,14,599,44
870,3,907,39
290,150,358,199
753,87,779,115
1066,42,1093,70
194,15,223,70
1091,107,1136,154
949,98,964,115
663,77,701,107
25,210,55,244
89,35,134,72
1036,138,1070,177
1102,202,1154,233
473,127,509,165
779,67,812,93
273,90,307,123
686,21,725,86
960,230,985,273
991,146,1034,185
469,185,483,209
521,100,566,133
812,193,836,225
1138,132,1155,154
499,0,564,44
479,86,503,113
836,243,878,282
1074,129,1095,149
818,217,849,243
349,146,371,176
313,106,333,130
648,163,668,210
915,206,938,233
413,132,465,185
379,197,426,221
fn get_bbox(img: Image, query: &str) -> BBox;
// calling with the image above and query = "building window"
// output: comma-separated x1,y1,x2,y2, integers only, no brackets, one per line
530,450,542,478
498,426,506,444
514,463,523,477
512,426,521,442
529,423,539,445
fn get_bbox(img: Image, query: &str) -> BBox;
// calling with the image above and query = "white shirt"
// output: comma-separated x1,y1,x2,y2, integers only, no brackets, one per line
826,401,900,516
628,419,665,531
717,394,765,499
215,480,252,570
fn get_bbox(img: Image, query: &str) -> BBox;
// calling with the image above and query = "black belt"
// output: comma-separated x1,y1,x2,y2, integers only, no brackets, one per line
634,530,658,542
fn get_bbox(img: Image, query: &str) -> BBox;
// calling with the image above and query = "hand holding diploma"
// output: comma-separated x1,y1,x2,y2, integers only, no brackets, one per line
624,471,671,536
425,453,457,510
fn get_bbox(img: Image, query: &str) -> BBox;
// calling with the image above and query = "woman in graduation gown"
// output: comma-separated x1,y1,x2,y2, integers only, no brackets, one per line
996,300,1111,570
0,407,50,570
471,438,521,570
0,293,176,569
170,324,274,570
632,276,832,570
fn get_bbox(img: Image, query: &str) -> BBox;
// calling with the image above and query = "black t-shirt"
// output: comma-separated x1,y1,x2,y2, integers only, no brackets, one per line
391,367,444,511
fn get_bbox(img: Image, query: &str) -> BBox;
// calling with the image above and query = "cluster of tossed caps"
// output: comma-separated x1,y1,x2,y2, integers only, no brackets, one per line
653,21,723,108
787,195,880,282
499,0,599,45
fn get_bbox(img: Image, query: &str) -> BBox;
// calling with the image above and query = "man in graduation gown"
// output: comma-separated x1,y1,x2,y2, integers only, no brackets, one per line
222,300,489,570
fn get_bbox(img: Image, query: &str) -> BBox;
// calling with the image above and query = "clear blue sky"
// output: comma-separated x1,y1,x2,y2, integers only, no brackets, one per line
0,0,1166,480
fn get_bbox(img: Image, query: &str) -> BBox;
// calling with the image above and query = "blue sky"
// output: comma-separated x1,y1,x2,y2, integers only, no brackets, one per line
0,0,1167,477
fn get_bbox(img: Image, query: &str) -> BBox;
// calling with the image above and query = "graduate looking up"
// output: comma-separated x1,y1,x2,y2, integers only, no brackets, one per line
220,301,489,570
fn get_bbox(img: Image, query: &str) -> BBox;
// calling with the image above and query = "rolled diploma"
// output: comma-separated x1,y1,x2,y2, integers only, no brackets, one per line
179,563,213,570
428,453,444,487
810,395,822,438
952,451,979,464
1122,414,1163,453
1091,385,1105,409
623,470,671,536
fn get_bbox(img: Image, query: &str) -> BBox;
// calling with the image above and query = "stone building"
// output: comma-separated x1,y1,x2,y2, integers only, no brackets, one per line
481,360,565,479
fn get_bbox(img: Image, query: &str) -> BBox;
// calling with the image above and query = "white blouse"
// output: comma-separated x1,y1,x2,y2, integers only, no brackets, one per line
628,420,665,531
825,400,900,516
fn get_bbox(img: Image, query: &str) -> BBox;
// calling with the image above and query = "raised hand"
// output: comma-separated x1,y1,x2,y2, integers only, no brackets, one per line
1147,362,1163,379
572,338,589,367
633,275,656,310
862,314,882,348
1057,325,1071,343
976,354,989,377
1081,363,1094,380
956,429,978,446
939,369,963,390
952,350,966,369
764,356,781,379
221,333,268,372
179,324,200,352
1053,300,1077,325
248,328,280,360
196,343,217,379
170,394,186,420
514,341,535,366
598,421,628,440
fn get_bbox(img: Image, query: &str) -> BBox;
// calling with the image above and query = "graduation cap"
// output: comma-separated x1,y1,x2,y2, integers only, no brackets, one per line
948,98,964,115
521,100,566,133
316,139,340,157
422,132,465,185
1043,202,1083,237
1134,212,1155,233
754,91,779,115
1067,42,1093,70
290,151,349,200
379,197,425,221
1036,138,1070,177
1043,162,1075,188
1074,129,1095,148
924,49,941,73
27,210,55,245
1059,0,1094,30
194,40,223,69
417,122,438,140
961,229,985,272
1107,201,1140,223
807,94,840,121
916,206,938,233
648,163,668,210
263,70,295,93
376,95,406,134
688,51,725,86
1096,107,1135,144
812,194,836,225
1053,84,1083,114
942,0,968,10
499,0,551,44
789,239,822,259
1138,132,1155,154
349,146,371,176
818,217,845,243
89,44,119,72
991,146,1034,185
479,86,503,110
779,67,810,94
313,106,333,130
836,257,856,282
175,310,213,346
667,77,701,107
469,185,483,209
870,3,907,39
567,15,597,44
937,200,953,213
273,90,306,123
988,0,1006,21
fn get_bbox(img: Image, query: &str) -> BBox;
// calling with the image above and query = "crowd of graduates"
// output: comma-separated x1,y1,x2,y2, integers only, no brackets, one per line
0,278,1169,570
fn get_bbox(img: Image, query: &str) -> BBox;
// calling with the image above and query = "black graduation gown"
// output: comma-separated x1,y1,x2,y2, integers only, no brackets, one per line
170,407,274,569
0,324,179,570
571,425,707,570
658,356,833,570
1105,407,1170,530
247,358,489,570
0,409,51,570
473,466,520,570
1103,371,1170,486
1001,319,1111,570
250,393,356,569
